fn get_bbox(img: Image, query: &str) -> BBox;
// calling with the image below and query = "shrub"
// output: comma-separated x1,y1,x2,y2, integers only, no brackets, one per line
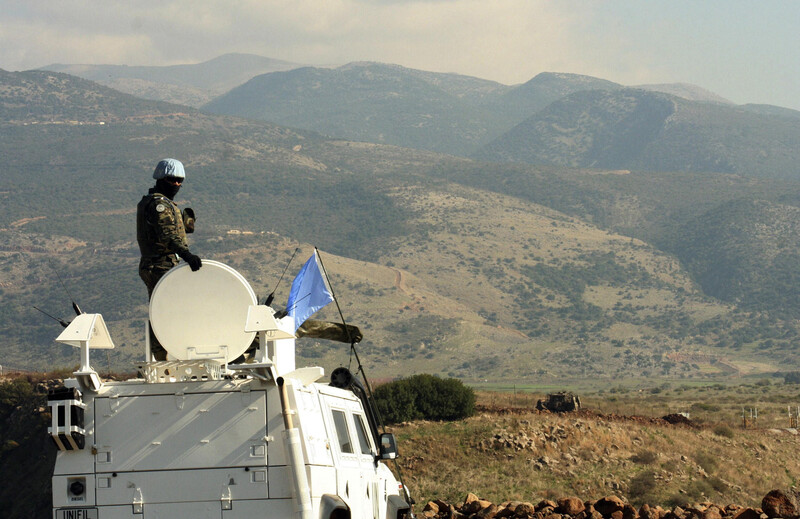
712,424,734,438
373,374,476,424
694,450,717,472
628,469,658,505
630,449,659,465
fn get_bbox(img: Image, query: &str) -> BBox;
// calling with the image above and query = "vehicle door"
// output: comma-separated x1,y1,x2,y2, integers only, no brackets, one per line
351,410,385,519
323,395,375,519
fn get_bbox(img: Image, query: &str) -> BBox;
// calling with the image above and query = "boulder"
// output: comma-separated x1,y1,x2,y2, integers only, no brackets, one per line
595,496,626,518
702,506,723,519
762,490,799,519
558,497,586,516
514,503,537,517
732,509,762,519
638,504,664,519
462,495,495,515
461,499,497,517
476,503,499,519
494,505,516,518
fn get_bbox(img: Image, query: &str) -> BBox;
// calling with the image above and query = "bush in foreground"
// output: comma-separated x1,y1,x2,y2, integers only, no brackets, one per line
374,374,475,424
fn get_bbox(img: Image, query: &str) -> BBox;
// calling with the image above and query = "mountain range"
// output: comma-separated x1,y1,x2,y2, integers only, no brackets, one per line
43,54,800,181
3,58,800,384
43,53,303,107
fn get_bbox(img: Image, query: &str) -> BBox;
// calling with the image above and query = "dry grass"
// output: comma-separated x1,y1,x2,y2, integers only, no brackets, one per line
392,404,800,511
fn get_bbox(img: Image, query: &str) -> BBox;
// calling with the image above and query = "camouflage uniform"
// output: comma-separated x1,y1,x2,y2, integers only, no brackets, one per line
136,188,194,296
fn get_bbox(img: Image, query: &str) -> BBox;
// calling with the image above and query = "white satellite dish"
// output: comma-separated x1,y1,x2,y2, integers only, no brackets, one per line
149,260,257,363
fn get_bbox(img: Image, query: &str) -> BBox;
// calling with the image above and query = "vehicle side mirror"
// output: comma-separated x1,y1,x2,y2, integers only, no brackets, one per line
379,432,398,460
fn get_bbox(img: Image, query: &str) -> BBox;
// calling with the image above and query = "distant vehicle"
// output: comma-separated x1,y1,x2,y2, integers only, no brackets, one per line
536,392,581,413
46,260,413,519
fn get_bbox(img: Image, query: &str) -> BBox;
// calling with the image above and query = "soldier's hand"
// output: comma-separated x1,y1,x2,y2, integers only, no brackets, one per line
180,252,202,271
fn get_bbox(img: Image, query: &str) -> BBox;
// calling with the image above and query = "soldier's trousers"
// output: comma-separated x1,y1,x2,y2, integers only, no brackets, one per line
139,258,178,361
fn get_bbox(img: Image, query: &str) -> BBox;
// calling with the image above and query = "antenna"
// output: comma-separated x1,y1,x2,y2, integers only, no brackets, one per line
263,248,300,306
46,257,83,316
33,306,71,328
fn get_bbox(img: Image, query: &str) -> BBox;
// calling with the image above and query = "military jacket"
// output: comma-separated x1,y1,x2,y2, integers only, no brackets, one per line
137,190,190,261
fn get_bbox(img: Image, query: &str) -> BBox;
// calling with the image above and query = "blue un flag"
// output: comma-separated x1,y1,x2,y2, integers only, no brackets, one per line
286,250,334,332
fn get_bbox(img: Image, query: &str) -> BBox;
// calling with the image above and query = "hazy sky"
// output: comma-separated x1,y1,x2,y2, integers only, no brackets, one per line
2,0,798,109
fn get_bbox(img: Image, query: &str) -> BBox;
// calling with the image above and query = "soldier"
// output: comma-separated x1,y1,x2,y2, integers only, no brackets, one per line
137,158,202,359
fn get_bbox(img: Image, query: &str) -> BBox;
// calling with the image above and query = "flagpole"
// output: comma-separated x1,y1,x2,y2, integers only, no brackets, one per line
314,247,385,431
313,247,353,345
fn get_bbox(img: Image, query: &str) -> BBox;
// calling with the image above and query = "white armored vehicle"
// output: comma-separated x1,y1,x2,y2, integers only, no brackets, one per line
46,260,413,519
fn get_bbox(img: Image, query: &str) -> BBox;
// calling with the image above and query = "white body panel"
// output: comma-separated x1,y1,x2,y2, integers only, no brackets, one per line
52,376,407,519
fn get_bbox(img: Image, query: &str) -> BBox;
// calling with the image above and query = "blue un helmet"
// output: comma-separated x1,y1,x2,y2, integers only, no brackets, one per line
153,158,186,180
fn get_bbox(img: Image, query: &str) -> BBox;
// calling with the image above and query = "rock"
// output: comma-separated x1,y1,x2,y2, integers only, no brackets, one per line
476,503,499,519
424,501,440,514
595,496,626,517
464,499,495,515
537,501,559,512
623,504,638,519
558,497,586,516
762,490,799,519
638,504,664,519
686,506,706,519
465,493,482,506
702,506,723,519
732,508,762,519
585,504,605,519
515,502,537,517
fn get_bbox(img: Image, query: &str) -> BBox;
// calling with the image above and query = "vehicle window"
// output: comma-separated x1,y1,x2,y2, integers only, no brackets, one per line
353,414,372,455
331,409,353,454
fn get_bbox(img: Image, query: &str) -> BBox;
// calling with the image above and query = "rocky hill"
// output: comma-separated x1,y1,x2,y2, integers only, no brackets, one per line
203,62,511,155
475,88,800,180
671,199,800,317
0,69,181,123
489,72,622,124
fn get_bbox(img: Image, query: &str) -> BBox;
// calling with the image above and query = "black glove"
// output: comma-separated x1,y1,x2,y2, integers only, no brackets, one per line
179,251,202,271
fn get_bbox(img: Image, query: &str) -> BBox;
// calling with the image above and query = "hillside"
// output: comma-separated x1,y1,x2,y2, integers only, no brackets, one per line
42,53,304,107
0,69,182,122
1,69,800,382
476,88,800,180
487,72,622,124
672,199,800,318
203,62,511,156
202,67,631,156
